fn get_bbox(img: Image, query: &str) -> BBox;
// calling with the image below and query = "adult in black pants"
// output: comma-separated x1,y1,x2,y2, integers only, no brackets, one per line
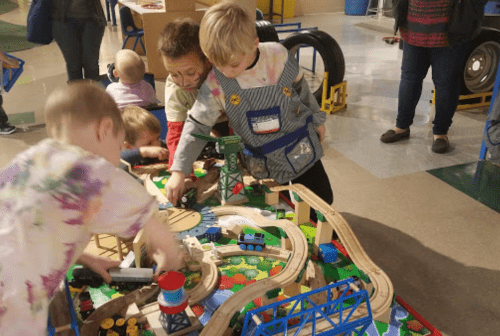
51,0,106,82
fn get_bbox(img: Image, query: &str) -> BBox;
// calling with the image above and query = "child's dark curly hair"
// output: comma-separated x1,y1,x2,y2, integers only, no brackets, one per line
158,17,206,61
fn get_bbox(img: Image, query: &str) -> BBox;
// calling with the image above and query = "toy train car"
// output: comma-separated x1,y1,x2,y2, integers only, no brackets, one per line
78,290,94,320
238,233,266,251
70,266,154,290
179,188,197,209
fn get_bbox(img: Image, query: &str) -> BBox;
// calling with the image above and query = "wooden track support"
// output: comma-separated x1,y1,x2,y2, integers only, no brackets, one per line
314,218,334,255
292,193,311,225
321,74,347,114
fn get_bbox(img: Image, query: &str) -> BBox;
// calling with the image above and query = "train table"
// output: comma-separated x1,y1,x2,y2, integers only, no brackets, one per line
51,158,440,336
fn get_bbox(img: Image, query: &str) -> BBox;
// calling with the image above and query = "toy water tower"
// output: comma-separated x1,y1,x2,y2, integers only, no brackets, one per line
192,134,247,205
157,271,194,334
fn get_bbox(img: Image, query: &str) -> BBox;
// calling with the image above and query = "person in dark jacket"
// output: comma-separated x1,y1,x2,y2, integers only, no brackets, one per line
381,0,488,153
51,0,107,81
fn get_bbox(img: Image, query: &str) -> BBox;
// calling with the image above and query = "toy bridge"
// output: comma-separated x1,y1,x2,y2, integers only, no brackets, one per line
241,278,373,336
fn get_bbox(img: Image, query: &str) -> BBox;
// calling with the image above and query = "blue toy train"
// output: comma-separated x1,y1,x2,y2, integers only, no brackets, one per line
238,233,266,251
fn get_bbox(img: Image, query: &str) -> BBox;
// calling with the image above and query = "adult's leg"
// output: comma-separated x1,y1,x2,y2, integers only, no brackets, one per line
52,20,84,81
81,22,105,81
430,43,470,135
395,42,432,130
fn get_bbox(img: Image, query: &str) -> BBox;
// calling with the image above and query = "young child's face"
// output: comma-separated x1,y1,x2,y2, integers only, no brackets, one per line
130,130,161,148
216,51,257,79
216,38,260,79
163,51,209,90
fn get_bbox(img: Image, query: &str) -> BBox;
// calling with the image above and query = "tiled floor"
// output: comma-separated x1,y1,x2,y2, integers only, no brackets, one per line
2,3,500,336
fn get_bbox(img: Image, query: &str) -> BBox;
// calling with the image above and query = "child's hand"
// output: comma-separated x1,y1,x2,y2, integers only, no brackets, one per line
165,171,186,205
140,146,169,161
6,58,19,68
152,248,184,279
77,253,121,284
317,124,326,142
143,215,183,278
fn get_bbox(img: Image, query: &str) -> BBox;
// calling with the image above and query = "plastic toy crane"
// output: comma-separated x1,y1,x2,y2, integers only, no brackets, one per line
192,134,248,205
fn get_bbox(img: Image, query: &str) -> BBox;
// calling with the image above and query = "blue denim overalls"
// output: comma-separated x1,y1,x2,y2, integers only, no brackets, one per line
213,53,323,184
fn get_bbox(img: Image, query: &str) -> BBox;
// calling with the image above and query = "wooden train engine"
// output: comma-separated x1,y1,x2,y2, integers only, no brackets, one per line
237,233,266,251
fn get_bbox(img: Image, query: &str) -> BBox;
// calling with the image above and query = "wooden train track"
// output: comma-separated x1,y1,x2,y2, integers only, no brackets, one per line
199,206,309,336
270,184,394,323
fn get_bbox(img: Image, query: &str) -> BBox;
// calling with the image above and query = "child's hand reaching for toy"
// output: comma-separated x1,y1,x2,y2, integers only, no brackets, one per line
77,253,121,284
140,146,169,161
165,171,186,206
143,214,183,278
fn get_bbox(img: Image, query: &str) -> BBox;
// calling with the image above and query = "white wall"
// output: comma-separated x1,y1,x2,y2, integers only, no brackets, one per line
294,0,344,16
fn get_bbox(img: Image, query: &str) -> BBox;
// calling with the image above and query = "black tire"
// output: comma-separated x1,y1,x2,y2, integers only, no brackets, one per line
282,30,345,103
256,20,280,43
461,27,500,94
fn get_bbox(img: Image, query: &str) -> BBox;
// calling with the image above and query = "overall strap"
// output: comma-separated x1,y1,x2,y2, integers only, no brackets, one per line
213,68,242,94
278,52,300,88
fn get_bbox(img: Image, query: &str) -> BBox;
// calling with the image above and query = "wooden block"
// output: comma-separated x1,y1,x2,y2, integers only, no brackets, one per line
133,228,146,268
281,237,292,250
294,201,310,225
226,224,242,239
313,220,334,255
283,282,301,297
122,303,141,320
264,190,279,205
308,262,328,305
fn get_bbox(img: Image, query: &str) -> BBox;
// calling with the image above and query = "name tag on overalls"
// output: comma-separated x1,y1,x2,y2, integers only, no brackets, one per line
246,106,282,135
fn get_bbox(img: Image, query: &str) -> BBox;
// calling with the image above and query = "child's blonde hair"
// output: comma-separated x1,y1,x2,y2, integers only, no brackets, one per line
114,49,146,84
122,105,161,145
45,81,123,139
158,17,206,62
200,2,257,67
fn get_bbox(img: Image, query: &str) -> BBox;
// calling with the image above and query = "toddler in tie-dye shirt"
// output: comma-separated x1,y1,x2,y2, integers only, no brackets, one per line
0,82,181,335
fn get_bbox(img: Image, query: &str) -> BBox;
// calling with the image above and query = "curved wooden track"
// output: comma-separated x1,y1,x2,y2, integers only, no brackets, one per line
270,184,394,322
199,206,309,336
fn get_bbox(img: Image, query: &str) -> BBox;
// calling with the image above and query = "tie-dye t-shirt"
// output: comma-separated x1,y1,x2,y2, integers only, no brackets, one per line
191,42,303,126
0,138,157,335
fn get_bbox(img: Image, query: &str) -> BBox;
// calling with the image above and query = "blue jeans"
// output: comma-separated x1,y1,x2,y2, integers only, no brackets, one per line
396,41,470,135
52,20,105,81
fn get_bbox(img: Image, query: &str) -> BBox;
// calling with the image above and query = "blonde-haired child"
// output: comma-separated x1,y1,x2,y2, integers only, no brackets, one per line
166,2,333,212
106,49,157,109
0,82,180,335
121,105,169,166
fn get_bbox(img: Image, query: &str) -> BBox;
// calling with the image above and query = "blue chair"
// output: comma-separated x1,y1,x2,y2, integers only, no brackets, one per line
105,0,118,26
119,6,146,54
146,106,168,141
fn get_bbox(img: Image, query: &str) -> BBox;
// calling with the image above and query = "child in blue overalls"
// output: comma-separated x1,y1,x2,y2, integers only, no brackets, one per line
165,2,333,215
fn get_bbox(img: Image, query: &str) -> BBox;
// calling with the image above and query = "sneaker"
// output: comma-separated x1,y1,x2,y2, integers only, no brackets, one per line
0,124,16,135
431,137,449,154
380,128,410,143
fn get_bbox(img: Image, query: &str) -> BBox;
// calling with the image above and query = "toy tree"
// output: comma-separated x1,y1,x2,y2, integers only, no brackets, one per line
192,134,247,205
